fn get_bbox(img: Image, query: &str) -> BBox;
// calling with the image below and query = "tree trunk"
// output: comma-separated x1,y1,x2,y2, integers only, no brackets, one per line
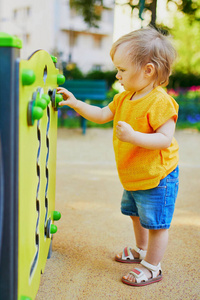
150,0,157,28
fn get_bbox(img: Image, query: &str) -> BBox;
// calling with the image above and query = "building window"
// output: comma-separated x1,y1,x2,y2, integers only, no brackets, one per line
94,5,103,18
26,7,31,17
13,7,31,20
13,9,17,19
69,31,78,47
92,65,102,71
70,7,78,18
23,33,30,45
93,36,102,49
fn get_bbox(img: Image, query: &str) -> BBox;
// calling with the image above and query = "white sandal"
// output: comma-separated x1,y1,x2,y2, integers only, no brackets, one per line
122,260,163,286
115,246,147,263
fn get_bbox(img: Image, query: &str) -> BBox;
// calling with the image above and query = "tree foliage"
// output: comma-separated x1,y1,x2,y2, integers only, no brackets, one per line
70,0,104,27
168,0,200,22
171,12,200,75
70,0,200,28
115,0,158,27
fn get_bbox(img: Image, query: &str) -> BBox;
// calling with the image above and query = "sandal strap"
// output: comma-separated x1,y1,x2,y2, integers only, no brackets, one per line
133,245,147,260
122,247,134,260
129,268,148,283
141,260,162,278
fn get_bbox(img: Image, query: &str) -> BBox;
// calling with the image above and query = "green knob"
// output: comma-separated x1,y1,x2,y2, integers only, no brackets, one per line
53,211,61,221
20,296,32,300
51,55,57,63
57,74,65,85
22,69,36,86
55,93,63,104
32,106,43,121
36,97,47,110
41,94,51,105
50,224,57,234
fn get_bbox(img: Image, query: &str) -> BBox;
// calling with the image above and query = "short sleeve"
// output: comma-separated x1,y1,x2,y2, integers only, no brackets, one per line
149,96,179,131
108,93,120,114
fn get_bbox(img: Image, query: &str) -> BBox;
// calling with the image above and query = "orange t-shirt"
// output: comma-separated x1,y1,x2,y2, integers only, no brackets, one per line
108,86,179,191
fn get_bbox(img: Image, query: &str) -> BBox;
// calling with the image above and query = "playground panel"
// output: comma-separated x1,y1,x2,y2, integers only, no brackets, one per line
0,33,64,300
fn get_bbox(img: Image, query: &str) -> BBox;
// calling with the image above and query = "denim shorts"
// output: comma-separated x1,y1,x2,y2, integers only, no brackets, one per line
121,166,179,229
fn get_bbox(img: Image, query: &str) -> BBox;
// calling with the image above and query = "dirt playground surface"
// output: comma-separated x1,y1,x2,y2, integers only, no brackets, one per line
36,128,200,300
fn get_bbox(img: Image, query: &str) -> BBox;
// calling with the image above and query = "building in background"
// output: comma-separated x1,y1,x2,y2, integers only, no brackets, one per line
0,0,115,73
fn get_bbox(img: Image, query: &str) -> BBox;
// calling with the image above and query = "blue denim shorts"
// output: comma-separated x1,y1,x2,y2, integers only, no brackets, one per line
121,166,179,229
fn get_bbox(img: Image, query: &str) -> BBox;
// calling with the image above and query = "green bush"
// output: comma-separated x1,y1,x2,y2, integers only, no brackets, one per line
168,87,200,131
63,64,85,80
168,72,200,89
62,63,117,88
85,70,117,88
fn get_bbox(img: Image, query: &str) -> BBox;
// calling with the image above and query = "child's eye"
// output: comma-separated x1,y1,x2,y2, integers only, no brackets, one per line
116,68,125,72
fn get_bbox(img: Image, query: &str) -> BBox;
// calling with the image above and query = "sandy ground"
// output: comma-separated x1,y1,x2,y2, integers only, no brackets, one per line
36,128,200,300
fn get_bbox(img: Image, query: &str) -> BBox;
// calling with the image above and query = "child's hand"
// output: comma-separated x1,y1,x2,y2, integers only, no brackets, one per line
57,87,78,109
116,121,134,143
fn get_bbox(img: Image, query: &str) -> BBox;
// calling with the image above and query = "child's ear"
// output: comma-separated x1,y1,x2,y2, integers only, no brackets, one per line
144,63,155,77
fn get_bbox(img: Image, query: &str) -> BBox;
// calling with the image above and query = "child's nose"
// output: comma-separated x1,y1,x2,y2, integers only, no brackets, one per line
116,72,121,80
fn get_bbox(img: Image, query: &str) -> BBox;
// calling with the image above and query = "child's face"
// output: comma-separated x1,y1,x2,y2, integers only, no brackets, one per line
113,43,149,93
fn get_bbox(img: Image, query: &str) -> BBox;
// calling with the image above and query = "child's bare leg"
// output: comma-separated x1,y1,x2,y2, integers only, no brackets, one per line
116,216,148,259
145,228,168,265
123,228,168,282
131,216,148,251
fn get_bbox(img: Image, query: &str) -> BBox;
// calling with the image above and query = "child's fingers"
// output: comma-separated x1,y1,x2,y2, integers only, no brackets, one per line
57,101,66,106
57,87,70,93
57,87,67,94
117,121,126,127
57,87,65,93
116,126,122,135
56,88,73,101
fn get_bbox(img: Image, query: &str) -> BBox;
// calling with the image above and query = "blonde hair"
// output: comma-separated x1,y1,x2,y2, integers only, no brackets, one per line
110,27,177,87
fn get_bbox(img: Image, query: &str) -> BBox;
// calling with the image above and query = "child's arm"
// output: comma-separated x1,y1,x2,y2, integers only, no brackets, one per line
57,87,114,124
116,118,176,150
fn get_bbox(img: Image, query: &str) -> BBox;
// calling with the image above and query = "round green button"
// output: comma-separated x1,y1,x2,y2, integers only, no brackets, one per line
55,93,63,104
50,224,57,234
22,69,36,86
53,211,61,221
37,98,47,110
57,74,65,85
32,106,43,121
41,94,51,105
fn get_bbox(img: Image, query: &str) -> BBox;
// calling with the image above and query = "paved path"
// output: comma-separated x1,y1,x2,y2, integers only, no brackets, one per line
36,128,200,300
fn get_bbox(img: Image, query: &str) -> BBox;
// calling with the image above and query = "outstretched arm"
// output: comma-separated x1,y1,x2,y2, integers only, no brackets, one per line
116,118,176,150
57,87,114,124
